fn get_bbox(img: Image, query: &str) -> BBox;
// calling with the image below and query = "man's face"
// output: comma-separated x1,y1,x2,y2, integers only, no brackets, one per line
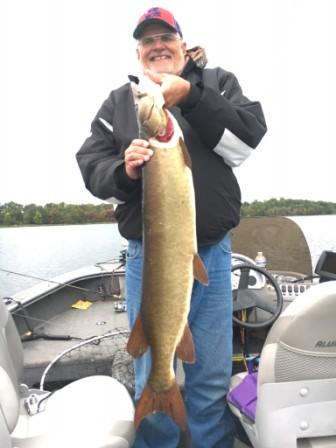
136,24,187,75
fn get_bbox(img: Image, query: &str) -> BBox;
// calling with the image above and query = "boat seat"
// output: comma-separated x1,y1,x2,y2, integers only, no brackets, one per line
228,281,336,448
0,405,11,448
0,298,135,448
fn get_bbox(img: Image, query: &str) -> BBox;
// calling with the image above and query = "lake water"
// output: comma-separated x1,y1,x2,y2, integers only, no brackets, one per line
0,223,123,296
0,216,335,297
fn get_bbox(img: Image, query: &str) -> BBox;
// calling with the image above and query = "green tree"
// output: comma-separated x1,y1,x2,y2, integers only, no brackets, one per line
0,202,23,225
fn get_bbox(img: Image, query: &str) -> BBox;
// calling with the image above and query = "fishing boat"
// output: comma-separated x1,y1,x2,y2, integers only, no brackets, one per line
1,216,336,447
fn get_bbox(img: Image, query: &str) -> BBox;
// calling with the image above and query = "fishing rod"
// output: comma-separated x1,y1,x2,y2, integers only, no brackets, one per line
1,253,127,342
8,299,99,343
9,304,126,344
0,258,125,299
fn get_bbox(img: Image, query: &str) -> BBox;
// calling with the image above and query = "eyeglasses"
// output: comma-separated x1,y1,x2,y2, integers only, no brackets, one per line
138,32,181,48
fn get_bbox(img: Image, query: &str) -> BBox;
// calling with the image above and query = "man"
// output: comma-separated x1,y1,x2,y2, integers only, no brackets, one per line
76,7,267,447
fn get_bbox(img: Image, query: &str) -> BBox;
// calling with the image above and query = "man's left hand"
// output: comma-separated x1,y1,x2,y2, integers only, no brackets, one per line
145,70,190,108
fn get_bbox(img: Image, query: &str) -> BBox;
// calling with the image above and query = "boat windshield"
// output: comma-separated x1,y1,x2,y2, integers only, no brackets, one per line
231,216,312,276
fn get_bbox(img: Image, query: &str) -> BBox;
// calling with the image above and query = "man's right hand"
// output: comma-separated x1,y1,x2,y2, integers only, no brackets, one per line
124,139,154,180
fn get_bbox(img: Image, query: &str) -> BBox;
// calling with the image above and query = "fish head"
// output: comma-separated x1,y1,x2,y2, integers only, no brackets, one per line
131,78,168,140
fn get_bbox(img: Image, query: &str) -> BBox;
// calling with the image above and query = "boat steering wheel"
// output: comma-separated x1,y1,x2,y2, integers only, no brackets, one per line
231,256,283,329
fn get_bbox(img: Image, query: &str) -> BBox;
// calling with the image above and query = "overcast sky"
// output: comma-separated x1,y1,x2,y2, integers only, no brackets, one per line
1,0,335,206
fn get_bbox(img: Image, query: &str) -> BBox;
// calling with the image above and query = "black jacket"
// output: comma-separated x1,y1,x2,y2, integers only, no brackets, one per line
76,59,267,245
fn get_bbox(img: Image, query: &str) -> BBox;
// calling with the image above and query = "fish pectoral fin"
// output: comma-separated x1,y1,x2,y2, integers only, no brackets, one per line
176,324,196,363
193,254,209,285
134,381,187,431
179,138,192,169
127,315,149,358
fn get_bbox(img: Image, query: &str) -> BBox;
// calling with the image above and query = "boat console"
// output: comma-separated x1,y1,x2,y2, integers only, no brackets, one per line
230,216,323,330
275,250,336,297
315,250,336,282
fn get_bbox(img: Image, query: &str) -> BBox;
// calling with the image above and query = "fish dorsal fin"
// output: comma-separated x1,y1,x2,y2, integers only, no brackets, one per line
193,254,209,285
179,138,192,169
176,324,196,363
127,315,149,358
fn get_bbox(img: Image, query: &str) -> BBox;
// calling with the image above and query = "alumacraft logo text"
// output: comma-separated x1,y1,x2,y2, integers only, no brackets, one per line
315,340,336,348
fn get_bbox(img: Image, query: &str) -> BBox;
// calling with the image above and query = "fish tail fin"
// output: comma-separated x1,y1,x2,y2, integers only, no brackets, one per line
135,381,187,431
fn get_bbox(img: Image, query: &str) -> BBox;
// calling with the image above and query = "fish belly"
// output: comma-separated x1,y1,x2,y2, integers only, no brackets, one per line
142,143,196,391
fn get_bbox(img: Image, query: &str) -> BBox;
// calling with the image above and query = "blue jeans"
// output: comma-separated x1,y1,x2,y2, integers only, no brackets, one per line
125,233,234,448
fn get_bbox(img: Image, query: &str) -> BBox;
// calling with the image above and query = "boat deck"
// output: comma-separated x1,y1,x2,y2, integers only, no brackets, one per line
19,298,129,387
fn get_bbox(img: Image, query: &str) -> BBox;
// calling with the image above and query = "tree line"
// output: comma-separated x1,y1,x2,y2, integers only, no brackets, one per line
0,202,116,226
240,198,336,217
0,198,336,226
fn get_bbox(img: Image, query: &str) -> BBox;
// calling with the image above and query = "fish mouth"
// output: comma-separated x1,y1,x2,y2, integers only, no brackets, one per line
142,102,167,138
136,94,167,139
138,98,155,123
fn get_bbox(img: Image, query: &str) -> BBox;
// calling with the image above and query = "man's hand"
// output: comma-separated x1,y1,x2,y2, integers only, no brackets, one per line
124,139,153,180
146,70,190,108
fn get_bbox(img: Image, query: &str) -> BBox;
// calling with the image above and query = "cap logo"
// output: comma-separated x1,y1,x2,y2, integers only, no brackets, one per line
144,7,162,20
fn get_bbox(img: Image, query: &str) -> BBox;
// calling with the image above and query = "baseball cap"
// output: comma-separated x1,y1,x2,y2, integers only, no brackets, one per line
133,7,183,39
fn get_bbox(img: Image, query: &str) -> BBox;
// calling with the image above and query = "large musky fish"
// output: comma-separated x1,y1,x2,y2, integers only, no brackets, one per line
127,77,208,431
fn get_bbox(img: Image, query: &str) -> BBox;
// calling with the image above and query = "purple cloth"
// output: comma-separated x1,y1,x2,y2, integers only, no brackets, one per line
227,372,258,421
243,399,257,421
